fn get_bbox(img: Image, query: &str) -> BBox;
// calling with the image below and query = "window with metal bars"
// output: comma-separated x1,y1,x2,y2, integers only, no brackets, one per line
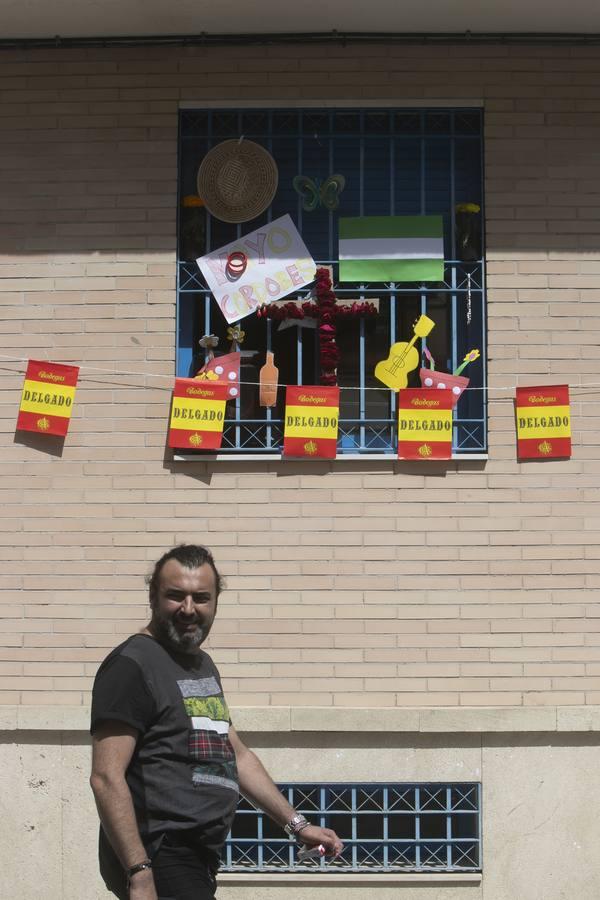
222,782,481,873
178,108,486,455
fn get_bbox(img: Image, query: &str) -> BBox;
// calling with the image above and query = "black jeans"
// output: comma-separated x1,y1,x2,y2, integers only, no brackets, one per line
152,834,217,900
102,832,218,900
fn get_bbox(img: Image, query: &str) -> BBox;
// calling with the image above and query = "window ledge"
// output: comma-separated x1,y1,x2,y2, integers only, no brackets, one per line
3,705,600,733
173,453,489,462
219,872,482,885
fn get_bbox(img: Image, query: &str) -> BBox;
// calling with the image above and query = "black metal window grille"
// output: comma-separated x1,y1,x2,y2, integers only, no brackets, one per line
223,782,481,873
178,108,486,455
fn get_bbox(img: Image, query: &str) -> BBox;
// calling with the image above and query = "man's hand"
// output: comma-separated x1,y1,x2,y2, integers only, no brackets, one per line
128,867,158,900
228,727,344,860
296,823,343,859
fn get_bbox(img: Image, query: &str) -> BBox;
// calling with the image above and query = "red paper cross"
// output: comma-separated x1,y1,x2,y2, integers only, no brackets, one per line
257,267,378,386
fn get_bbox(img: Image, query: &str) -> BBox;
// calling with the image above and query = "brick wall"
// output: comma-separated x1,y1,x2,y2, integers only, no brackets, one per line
1,42,599,709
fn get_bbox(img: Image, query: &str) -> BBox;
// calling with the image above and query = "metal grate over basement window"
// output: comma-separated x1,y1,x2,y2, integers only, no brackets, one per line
178,108,486,456
223,782,481,873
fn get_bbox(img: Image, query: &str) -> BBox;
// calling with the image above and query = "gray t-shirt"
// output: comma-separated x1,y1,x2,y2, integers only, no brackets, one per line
91,634,239,874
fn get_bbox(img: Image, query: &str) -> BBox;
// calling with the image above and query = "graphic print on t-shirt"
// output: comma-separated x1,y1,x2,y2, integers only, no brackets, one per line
177,676,238,793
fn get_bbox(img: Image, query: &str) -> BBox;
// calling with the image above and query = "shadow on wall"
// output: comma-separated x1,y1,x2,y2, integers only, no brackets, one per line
0,44,598,260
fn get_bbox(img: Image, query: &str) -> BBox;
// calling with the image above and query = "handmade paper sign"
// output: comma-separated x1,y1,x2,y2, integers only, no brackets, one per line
339,215,444,283
16,359,79,437
168,379,228,450
515,384,571,459
197,214,316,324
283,385,339,459
398,388,453,459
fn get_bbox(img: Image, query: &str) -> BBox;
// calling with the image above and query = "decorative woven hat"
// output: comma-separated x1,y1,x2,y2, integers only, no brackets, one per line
197,139,279,224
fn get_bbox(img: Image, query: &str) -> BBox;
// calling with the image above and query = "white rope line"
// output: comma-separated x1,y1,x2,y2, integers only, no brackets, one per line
0,354,174,381
1,354,599,394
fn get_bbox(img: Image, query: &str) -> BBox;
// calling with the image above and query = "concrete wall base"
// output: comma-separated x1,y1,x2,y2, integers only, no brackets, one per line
1,723,599,899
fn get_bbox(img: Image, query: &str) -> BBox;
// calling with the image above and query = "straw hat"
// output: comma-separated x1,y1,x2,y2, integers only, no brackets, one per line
197,139,279,224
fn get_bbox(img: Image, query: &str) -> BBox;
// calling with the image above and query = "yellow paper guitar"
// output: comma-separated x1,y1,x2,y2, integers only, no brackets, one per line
374,314,435,391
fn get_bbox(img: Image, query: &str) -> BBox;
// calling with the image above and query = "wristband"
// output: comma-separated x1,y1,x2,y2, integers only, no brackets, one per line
284,813,310,837
127,859,152,886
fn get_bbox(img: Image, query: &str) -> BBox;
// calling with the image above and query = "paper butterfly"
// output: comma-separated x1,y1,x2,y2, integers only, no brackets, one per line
293,174,346,212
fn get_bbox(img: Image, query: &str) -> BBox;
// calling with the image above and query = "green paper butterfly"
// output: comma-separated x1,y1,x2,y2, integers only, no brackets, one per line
293,174,346,212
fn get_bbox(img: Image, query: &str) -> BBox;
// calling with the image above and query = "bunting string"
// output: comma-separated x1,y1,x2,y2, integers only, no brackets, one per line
1,354,600,398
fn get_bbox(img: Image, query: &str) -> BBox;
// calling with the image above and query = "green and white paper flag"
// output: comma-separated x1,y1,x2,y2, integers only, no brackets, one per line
338,215,444,283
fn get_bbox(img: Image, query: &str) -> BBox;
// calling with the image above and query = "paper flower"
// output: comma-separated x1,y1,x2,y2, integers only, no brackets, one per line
199,334,219,349
455,202,480,214
227,326,245,345
453,348,480,376
182,195,205,207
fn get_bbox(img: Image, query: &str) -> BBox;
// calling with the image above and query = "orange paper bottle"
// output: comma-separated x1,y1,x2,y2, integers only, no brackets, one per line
259,352,279,407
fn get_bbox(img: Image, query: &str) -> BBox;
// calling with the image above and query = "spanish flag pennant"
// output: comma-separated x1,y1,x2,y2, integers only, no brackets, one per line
515,384,571,460
16,360,80,437
168,379,228,450
398,388,453,459
283,385,339,459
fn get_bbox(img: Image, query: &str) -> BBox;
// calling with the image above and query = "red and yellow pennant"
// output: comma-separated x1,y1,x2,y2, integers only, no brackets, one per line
515,384,571,459
168,379,228,450
398,388,453,459
283,385,339,459
16,359,79,437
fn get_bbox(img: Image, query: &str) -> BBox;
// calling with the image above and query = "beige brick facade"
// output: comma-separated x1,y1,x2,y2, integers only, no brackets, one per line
1,41,599,710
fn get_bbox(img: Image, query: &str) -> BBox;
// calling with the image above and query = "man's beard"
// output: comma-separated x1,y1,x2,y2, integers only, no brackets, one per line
152,614,208,656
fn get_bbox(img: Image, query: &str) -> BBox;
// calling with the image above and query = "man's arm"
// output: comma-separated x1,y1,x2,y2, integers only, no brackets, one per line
90,721,157,900
228,726,343,857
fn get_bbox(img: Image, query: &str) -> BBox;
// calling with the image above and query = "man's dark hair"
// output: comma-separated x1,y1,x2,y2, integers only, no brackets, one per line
147,544,223,605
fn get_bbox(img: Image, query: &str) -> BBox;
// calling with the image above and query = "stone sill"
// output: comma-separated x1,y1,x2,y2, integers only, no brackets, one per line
174,453,488,462
1,705,599,733
219,872,482,886
180,100,485,111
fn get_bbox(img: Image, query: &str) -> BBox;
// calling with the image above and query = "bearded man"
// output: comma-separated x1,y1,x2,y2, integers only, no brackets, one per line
90,544,342,900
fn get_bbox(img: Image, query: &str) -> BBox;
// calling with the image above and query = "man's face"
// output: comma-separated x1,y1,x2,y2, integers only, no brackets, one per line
150,559,218,656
